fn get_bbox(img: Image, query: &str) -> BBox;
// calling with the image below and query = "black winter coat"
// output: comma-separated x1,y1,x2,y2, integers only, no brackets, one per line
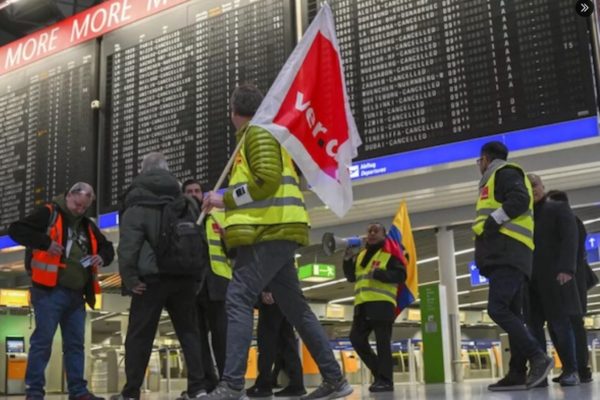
531,198,581,317
474,166,533,278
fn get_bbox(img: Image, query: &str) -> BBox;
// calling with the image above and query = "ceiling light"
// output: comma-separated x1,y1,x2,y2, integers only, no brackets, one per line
328,296,355,304
302,278,346,292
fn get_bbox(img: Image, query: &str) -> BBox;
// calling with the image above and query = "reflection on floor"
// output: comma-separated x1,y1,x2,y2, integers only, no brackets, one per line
3,377,599,399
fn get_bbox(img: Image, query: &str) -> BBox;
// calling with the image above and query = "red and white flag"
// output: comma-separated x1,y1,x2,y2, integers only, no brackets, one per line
251,3,361,218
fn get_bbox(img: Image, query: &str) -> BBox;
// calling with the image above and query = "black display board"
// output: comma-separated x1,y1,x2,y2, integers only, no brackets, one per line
0,42,97,234
307,0,597,159
99,0,295,213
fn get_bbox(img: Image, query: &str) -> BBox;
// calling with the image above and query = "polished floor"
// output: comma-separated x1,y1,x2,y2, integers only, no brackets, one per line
2,378,599,400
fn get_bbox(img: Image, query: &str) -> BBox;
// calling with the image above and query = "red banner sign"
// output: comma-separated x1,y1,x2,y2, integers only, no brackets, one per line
0,0,189,75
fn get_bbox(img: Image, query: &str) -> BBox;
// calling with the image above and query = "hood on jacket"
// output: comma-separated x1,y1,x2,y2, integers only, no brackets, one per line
123,169,181,208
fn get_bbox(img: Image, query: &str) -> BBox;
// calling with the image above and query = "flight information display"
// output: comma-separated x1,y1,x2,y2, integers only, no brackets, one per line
0,42,96,234
307,0,597,159
100,0,295,212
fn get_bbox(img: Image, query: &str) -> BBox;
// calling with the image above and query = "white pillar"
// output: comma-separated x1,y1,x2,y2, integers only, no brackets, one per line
436,226,464,382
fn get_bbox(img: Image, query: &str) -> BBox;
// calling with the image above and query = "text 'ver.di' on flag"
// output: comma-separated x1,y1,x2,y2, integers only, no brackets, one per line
250,4,361,218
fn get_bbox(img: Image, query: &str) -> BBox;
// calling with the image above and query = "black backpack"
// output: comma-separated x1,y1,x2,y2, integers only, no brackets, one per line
154,195,206,277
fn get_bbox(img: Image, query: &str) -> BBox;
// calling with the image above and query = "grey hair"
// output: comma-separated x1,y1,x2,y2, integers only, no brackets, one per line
141,152,169,173
68,182,96,201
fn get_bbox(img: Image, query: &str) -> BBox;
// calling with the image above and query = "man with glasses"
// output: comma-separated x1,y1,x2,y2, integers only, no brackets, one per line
9,182,114,400
472,142,553,391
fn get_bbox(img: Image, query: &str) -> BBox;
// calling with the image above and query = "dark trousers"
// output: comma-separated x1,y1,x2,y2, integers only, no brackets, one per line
223,240,342,389
197,290,227,389
570,316,590,374
528,285,577,374
254,303,304,390
122,277,207,398
487,266,542,374
349,311,393,384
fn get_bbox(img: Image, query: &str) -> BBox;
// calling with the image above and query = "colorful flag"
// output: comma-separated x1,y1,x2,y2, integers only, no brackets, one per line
386,201,419,315
250,4,361,218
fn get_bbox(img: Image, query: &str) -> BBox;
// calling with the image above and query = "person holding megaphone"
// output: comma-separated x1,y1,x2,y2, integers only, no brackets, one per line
342,222,407,393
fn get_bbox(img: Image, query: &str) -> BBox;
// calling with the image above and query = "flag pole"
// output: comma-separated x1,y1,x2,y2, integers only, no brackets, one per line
196,131,247,225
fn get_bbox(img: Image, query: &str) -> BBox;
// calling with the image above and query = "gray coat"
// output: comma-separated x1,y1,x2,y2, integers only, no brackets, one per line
531,198,582,317
117,169,181,290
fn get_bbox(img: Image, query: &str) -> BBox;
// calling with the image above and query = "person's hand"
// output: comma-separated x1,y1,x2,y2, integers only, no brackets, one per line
343,247,355,260
483,216,501,234
202,191,224,214
47,241,64,256
261,292,275,305
556,272,573,285
88,255,104,267
131,282,147,295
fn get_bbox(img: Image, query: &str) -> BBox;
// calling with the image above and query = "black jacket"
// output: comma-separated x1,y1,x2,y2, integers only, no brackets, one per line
8,201,115,308
343,243,407,321
474,166,533,278
531,198,581,317
574,216,597,313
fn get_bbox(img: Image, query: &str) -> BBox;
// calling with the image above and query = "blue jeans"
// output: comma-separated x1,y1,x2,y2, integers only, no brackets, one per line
26,286,88,398
223,240,342,389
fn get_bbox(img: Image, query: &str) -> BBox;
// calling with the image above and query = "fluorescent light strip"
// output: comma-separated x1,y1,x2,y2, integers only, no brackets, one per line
459,300,488,308
329,296,355,304
583,217,600,225
416,247,475,266
302,278,347,292
586,301,600,307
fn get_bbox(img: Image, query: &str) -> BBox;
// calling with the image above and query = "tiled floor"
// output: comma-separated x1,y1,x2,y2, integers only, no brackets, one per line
3,378,599,399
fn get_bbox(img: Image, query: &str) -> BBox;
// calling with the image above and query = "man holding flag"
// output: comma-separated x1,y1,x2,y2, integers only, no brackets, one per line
343,222,407,392
203,4,360,399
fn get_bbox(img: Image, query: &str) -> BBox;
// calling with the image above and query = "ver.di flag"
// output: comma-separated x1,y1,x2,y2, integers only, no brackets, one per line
250,3,361,218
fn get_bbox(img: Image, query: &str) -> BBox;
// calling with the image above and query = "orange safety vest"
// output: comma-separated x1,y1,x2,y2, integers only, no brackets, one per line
30,204,101,294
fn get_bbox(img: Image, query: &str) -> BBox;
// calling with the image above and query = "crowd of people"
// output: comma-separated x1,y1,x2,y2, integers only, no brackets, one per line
8,88,598,400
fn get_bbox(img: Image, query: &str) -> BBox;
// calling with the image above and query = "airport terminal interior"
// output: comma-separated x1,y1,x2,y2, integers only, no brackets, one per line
2,0,600,399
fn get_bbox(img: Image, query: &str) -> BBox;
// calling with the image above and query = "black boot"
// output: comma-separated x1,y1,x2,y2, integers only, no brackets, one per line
488,370,527,391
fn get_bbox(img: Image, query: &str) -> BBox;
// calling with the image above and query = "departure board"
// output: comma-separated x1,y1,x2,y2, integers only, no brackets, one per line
100,0,294,212
307,0,597,159
0,42,96,234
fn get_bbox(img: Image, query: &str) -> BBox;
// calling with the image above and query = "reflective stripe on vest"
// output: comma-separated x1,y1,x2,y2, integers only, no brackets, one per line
206,212,232,280
224,128,309,227
354,249,397,307
472,163,534,250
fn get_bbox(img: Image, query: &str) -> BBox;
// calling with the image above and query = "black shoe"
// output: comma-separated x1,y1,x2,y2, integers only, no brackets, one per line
559,372,580,387
300,378,353,400
109,394,138,400
526,354,554,388
579,368,593,383
551,374,562,383
246,385,273,398
487,371,527,392
368,381,394,393
532,378,548,388
70,394,105,400
274,386,307,397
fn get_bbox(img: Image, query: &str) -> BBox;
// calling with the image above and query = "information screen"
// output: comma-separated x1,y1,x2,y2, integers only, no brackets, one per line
307,0,597,159
0,42,97,234
99,0,295,213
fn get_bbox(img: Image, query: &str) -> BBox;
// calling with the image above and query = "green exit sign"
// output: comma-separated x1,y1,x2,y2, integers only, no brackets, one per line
298,263,336,282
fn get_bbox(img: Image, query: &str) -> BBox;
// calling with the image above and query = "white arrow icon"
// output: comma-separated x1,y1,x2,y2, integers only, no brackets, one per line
582,3,590,13
590,237,596,248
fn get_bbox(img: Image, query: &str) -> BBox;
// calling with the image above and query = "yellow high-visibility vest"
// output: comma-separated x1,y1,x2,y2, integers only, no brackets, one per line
205,211,232,280
354,249,397,307
472,163,534,250
224,133,308,227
